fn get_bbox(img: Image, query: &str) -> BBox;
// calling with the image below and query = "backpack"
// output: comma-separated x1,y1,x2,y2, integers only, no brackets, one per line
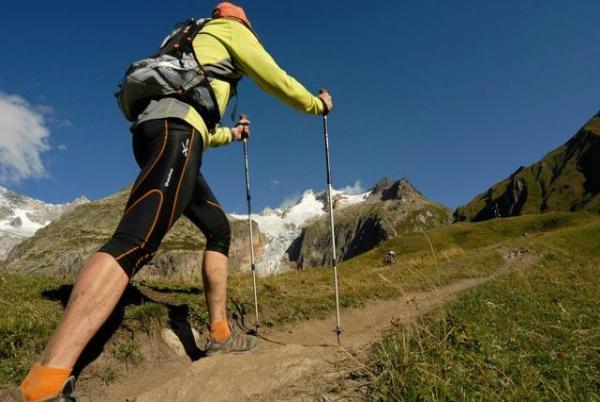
116,18,221,130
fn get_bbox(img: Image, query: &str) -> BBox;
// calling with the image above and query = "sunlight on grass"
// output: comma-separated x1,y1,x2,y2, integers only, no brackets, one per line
351,216,600,401
1,211,597,392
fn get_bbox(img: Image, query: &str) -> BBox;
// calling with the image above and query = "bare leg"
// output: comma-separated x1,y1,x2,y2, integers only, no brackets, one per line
202,251,228,323
40,252,129,368
202,250,258,354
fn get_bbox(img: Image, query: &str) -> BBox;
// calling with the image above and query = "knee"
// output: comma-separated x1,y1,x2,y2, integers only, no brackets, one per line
205,220,231,257
99,232,158,277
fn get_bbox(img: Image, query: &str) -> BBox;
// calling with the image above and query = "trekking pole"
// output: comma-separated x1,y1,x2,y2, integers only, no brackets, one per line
319,90,342,345
240,114,260,335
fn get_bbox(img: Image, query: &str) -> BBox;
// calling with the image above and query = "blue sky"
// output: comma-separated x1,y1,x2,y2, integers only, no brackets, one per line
0,0,599,213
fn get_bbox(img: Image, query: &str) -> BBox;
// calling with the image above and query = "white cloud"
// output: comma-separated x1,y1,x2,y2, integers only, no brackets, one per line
337,180,365,195
0,92,51,184
36,103,72,128
57,144,67,151
57,119,73,128
271,179,282,185
35,104,54,116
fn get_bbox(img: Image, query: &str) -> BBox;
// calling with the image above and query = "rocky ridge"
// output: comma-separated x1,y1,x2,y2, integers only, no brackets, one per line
287,178,451,268
455,111,600,221
4,178,450,278
5,187,265,280
231,187,372,275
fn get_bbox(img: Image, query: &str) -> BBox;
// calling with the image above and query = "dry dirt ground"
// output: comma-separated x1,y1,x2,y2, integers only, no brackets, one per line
2,249,537,402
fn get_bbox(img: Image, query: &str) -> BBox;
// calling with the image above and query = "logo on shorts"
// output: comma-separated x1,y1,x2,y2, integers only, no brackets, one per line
164,168,174,188
182,139,190,157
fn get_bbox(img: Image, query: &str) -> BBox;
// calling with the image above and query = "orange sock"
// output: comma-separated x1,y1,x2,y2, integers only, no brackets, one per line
210,319,231,341
21,363,72,402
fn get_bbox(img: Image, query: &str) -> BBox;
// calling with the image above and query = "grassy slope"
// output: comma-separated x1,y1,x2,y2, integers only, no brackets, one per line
1,212,598,391
355,216,600,401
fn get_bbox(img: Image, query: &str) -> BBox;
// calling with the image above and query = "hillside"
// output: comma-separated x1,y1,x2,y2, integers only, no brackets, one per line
455,111,600,221
352,213,599,401
4,188,265,280
1,212,597,400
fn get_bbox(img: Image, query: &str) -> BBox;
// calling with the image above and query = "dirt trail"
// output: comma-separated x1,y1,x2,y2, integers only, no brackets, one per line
87,249,537,402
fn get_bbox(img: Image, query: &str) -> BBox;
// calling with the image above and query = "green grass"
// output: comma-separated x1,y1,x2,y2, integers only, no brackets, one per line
124,302,168,333
1,212,598,392
0,275,65,386
110,340,142,365
345,211,589,268
95,364,117,385
353,216,600,401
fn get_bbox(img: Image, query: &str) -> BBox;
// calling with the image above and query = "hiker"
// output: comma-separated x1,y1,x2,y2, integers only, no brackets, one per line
20,3,333,401
383,250,396,266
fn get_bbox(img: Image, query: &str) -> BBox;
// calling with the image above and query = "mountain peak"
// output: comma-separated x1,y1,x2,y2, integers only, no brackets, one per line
369,177,420,201
455,110,600,222
0,187,89,260
582,112,600,136
72,196,90,204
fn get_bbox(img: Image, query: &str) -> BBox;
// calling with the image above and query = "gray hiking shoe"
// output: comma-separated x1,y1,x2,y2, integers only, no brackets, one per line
50,376,78,402
205,328,258,356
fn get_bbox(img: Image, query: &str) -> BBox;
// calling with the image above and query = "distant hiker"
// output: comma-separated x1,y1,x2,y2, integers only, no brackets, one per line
20,3,333,401
383,250,396,266
493,203,501,218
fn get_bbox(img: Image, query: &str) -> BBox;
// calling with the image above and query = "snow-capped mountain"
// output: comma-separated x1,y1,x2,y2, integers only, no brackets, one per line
4,178,451,278
0,186,88,260
231,187,371,276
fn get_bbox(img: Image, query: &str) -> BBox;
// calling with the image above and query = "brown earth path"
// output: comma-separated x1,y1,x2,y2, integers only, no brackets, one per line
95,251,536,402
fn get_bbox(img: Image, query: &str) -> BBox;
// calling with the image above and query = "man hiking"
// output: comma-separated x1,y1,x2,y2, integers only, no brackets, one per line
19,2,333,401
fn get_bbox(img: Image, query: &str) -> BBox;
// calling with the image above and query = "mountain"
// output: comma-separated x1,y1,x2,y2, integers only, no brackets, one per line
4,178,450,278
5,187,265,280
455,111,600,222
230,186,374,275
286,178,451,268
0,186,88,260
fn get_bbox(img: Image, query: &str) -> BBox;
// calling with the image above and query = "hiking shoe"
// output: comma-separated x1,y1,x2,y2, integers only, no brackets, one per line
12,376,78,402
205,329,258,356
52,376,78,402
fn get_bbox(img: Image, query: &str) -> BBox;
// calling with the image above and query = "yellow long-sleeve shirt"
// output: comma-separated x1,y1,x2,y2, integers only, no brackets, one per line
134,18,324,151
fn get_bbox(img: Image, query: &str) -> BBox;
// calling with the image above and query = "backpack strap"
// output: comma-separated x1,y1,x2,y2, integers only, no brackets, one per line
158,18,223,131
184,20,223,131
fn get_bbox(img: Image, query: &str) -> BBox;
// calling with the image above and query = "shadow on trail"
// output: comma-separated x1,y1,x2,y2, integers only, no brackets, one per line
166,304,204,360
142,283,202,295
42,283,205,378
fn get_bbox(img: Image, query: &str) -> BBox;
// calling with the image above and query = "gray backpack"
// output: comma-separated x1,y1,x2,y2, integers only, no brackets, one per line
116,18,221,129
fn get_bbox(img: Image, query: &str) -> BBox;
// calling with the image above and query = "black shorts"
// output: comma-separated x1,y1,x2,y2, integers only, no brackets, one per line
99,118,230,277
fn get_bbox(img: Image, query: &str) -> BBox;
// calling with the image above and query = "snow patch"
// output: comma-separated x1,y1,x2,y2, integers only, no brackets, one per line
0,208,46,236
232,187,370,276
0,185,88,259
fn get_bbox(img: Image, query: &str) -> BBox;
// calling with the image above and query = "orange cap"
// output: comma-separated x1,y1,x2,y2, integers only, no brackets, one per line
213,2,252,30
